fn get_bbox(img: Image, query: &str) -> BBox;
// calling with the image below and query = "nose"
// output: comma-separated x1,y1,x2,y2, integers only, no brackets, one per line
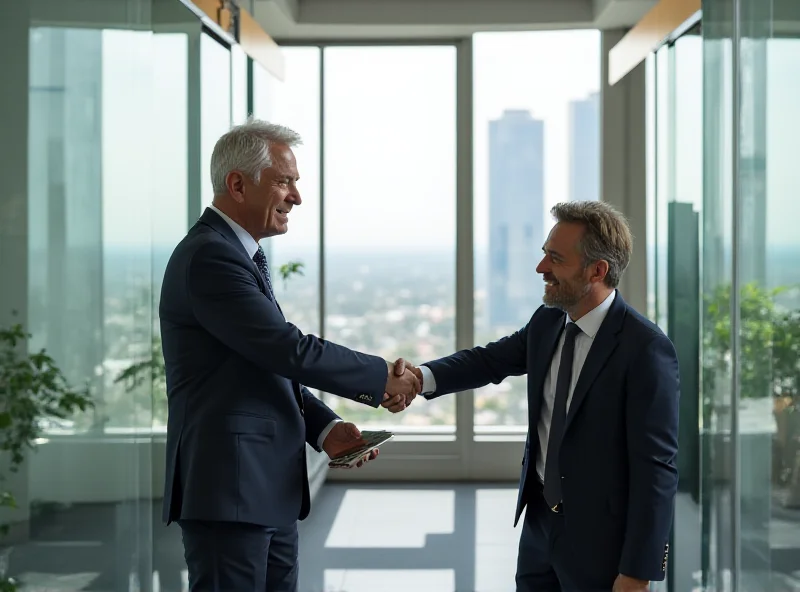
287,189,302,206
535,256,549,275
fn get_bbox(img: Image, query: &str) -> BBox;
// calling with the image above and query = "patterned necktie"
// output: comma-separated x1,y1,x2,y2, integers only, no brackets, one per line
543,322,583,508
252,246,275,300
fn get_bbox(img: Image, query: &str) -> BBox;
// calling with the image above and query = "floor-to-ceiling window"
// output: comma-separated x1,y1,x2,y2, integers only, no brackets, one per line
471,30,601,436
272,36,602,480
320,45,458,435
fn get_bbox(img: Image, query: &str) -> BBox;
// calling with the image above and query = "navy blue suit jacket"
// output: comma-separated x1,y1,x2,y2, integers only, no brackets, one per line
159,209,388,528
424,292,680,582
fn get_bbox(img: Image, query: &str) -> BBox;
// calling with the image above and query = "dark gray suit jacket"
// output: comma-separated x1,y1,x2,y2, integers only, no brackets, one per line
159,208,387,527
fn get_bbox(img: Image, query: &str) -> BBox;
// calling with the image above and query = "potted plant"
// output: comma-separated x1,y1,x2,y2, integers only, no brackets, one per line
0,320,94,590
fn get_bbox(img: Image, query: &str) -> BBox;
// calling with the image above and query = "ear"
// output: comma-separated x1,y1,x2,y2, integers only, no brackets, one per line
589,259,609,284
225,171,247,203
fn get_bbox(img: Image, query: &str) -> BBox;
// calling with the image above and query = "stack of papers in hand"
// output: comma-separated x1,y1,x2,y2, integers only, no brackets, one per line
328,430,394,468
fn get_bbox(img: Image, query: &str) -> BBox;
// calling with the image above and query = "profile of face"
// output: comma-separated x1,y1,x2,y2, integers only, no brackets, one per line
227,143,302,239
535,222,607,312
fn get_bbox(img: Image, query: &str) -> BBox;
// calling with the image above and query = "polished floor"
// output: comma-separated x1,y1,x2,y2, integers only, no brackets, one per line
5,484,800,591
297,483,521,592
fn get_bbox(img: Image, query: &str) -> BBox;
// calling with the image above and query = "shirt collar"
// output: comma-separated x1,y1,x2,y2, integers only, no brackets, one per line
566,290,617,339
209,204,260,259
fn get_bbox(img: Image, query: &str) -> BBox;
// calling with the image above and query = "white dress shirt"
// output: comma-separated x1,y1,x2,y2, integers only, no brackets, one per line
419,290,617,481
208,205,340,452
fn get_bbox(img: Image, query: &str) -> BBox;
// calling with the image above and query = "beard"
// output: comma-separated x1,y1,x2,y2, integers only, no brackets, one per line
542,275,591,312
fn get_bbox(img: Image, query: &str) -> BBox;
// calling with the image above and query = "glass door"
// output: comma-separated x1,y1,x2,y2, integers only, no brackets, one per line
647,24,705,592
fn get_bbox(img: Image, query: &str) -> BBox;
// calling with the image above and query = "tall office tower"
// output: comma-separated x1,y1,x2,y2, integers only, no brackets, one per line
568,92,600,202
488,110,545,329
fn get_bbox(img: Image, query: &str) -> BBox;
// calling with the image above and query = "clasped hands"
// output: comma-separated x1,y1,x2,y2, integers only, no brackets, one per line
381,358,422,413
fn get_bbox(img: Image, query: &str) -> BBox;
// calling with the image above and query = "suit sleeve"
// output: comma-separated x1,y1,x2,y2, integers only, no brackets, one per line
301,386,340,451
619,333,680,581
187,241,387,406
423,323,529,399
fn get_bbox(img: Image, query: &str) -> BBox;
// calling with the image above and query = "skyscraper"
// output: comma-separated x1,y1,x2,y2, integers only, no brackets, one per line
568,92,600,202
488,109,544,329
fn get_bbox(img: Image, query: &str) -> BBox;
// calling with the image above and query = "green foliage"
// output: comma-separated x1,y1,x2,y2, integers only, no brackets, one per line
703,282,800,400
278,261,304,288
774,309,800,399
0,321,94,588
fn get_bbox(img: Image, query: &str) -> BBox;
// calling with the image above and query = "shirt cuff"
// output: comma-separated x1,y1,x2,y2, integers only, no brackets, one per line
317,418,342,454
419,365,437,395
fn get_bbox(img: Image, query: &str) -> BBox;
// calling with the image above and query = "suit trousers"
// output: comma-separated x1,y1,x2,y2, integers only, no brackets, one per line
515,483,618,592
179,519,299,592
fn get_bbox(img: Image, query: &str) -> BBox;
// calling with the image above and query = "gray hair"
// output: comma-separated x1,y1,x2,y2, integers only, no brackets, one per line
550,201,633,288
210,117,303,195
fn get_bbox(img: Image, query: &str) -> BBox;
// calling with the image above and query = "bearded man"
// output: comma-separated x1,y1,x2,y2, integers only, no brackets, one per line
386,201,680,592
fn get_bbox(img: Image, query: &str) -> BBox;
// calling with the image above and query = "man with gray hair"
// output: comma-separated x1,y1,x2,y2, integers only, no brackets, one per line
390,201,680,592
159,118,420,591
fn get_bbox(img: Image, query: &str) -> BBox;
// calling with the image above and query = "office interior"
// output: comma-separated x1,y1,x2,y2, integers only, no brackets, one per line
0,0,798,590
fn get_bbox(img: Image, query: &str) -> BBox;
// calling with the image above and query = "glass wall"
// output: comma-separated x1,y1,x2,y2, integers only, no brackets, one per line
8,0,158,588
703,0,800,588
0,0,273,588
649,1,800,589
471,31,601,430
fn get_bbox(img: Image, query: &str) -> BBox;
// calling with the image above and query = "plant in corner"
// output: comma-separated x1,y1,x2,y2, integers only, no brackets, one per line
0,321,94,591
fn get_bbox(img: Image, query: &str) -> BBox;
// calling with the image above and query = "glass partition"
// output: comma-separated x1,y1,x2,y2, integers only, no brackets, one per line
15,2,157,587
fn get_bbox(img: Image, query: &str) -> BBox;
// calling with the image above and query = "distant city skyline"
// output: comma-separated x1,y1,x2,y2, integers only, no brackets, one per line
487,109,545,328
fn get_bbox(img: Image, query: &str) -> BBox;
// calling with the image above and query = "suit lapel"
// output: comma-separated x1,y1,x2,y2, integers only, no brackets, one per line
564,292,627,433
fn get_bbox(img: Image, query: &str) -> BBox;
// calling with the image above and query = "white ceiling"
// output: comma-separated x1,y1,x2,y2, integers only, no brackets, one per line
253,0,659,41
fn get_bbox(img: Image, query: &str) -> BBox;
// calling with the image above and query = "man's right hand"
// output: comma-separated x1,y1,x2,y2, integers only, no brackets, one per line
382,358,423,413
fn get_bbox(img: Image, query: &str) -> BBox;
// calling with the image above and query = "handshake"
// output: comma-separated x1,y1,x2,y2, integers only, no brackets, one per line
381,358,423,413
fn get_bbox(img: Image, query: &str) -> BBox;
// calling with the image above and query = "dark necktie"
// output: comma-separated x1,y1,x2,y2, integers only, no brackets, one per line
252,246,275,300
543,322,582,509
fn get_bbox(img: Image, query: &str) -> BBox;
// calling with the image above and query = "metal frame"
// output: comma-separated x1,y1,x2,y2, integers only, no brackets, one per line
318,47,327,340
730,0,743,584
651,10,703,54
275,38,467,47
